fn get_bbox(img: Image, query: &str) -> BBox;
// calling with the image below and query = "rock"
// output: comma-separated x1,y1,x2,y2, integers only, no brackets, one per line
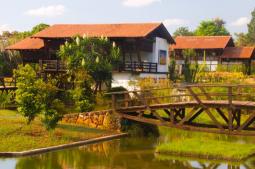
98,115,104,124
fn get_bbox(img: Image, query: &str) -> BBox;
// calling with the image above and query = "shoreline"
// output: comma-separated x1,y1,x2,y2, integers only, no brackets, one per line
155,151,254,162
0,133,128,158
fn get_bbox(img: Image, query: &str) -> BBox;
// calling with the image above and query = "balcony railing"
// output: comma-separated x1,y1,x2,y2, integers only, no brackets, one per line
39,60,66,73
39,60,158,74
118,61,158,73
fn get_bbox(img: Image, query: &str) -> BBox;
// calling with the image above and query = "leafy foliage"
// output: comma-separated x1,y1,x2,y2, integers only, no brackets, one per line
58,36,120,93
235,33,250,47
71,70,95,112
235,8,255,46
182,49,199,83
14,64,64,130
195,18,230,36
196,72,245,84
168,58,177,82
173,27,194,37
247,9,255,44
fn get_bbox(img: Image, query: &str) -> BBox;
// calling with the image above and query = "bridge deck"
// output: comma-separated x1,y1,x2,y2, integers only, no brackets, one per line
117,100,255,112
109,84,255,136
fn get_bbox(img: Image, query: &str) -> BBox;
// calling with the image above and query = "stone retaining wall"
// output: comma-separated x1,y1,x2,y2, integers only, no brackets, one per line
62,110,121,131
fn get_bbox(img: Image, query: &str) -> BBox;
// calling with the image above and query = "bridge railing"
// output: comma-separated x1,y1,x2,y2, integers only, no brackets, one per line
108,84,255,135
108,84,255,111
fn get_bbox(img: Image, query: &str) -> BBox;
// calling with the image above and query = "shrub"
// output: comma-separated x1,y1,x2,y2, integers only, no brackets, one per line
196,72,245,83
217,64,247,74
182,49,199,83
0,91,14,108
70,70,95,112
136,77,172,90
14,64,65,130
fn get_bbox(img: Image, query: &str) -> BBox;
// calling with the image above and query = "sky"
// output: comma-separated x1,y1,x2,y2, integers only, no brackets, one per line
0,0,255,36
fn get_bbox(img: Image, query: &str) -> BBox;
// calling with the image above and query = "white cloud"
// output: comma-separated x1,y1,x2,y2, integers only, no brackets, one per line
123,0,161,7
163,18,189,27
0,25,13,34
25,5,66,17
231,17,250,27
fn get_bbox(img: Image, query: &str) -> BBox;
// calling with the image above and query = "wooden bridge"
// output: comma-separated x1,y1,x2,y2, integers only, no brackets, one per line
0,77,17,93
109,84,255,136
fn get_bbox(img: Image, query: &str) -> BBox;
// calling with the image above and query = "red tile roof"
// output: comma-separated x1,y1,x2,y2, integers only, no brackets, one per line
33,23,164,39
6,37,44,50
172,36,234,49
221,47,255,59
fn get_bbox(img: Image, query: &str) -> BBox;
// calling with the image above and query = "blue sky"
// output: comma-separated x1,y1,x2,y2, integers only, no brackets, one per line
0,0,255,36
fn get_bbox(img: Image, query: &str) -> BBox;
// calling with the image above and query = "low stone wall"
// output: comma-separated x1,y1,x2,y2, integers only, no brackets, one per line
62,110,121,131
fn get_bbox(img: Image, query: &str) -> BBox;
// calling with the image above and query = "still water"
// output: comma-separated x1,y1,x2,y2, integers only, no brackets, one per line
1,136,255,169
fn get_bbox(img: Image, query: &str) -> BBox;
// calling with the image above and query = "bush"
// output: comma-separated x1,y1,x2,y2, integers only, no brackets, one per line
196,72,245,83
70,71,95,112
14,64,65,130
217,64,248,74
136,77,172,90
0,91,14,108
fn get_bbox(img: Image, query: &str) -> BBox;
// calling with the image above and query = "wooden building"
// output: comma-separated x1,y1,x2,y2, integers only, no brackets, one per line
221,47,255,74
6,23,175,90
171,36,235,71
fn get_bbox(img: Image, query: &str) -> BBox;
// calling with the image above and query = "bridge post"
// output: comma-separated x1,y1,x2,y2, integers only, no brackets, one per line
112,94,117,112
228,86,233,131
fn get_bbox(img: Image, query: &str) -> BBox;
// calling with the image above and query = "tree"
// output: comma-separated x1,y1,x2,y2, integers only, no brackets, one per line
247,9,255,44
234,8,255,46
58,36,120,93
168,52,177,82
173,27,194,38
235,33,250,46
14,65,64,130
195,18,230,36
5,23,49,46
31,23,49,35
182,49,199,83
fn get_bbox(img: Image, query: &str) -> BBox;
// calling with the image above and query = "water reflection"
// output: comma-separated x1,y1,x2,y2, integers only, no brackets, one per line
0,137,253,169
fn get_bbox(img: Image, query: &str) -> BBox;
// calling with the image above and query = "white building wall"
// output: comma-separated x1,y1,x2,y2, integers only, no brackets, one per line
154,37,169,73
112,37,170,90
112,72,168,91
176,60,219,72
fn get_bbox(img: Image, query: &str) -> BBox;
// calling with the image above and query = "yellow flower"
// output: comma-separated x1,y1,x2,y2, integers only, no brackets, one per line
96,57,100,63
112,42,116,48
76,37,80,46
81,58,86,66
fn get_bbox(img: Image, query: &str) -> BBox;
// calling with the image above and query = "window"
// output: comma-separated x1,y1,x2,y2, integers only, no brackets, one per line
159,50,167,65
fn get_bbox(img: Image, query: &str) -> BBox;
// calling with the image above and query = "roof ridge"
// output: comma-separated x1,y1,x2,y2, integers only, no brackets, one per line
176,35,231,38
51,22,162,26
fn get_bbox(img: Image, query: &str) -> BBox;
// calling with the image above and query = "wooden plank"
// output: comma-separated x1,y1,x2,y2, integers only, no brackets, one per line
198,86,212,100
178,107,198,125
119,113,255,136
216,108,229,124
228,86,233,130
186,87,203,104
112,94,116,111
238,113,255,130
188,108,204,123
204,108,224,129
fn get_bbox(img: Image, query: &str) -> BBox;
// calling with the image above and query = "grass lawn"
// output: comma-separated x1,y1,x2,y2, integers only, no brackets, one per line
156,127,255,161
0,109,116,152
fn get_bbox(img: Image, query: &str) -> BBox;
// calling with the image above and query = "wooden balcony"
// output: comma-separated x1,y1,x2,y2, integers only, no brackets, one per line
39,60,159,74
39,60,66,73
118,61,158,73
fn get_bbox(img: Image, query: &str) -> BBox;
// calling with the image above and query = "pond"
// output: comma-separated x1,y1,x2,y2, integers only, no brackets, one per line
1,135,255,169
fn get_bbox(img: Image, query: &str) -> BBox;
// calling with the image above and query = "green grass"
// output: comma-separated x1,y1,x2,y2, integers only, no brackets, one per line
0,109,115,152
156,127,255,161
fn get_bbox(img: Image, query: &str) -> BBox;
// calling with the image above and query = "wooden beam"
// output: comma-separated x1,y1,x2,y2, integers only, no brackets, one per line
188,108,204,123
238,113,255,130
178,107,198,125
